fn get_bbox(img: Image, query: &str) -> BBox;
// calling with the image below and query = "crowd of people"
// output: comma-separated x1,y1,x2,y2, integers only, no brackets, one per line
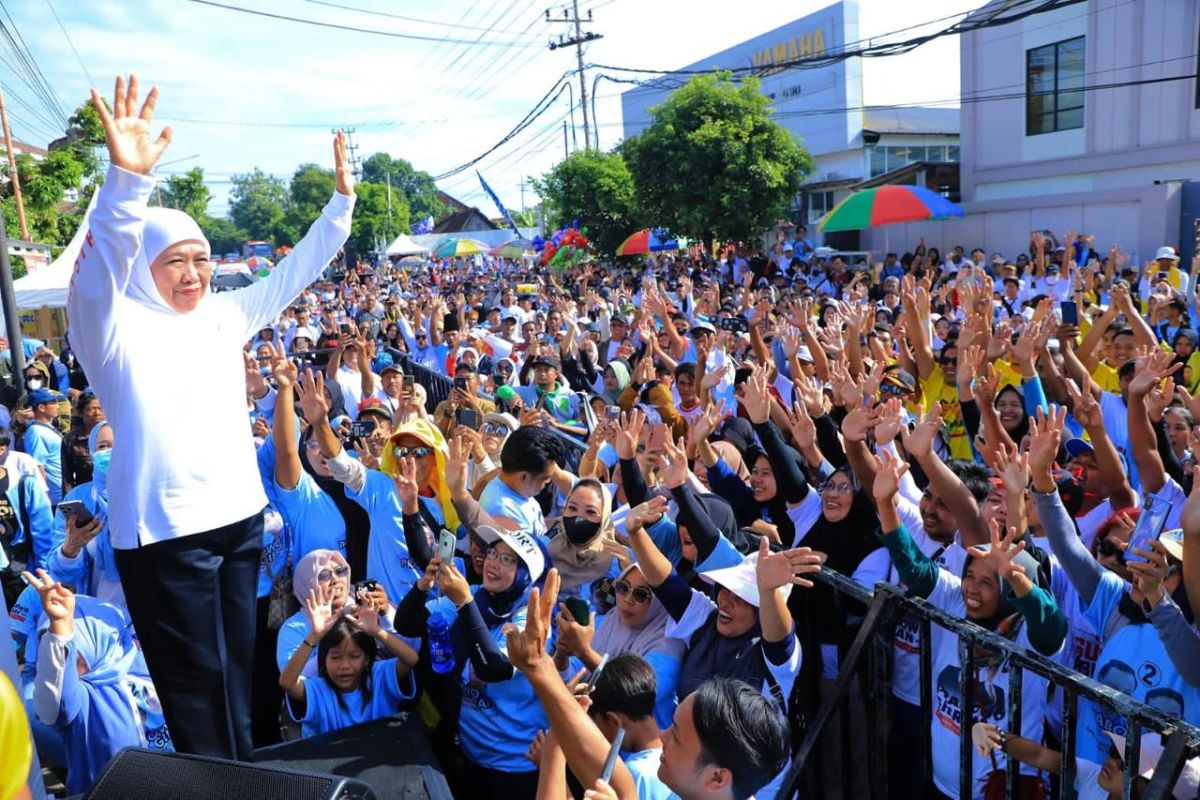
6,76,1200,800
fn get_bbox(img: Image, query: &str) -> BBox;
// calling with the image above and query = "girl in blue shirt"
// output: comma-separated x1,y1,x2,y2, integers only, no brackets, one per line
279,583,418,738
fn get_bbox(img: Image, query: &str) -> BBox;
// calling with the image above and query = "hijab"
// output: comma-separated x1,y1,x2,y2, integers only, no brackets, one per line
548,480,616,590
473,534,551,629
87,421,118,582
603,361,630,404
41,597,151,794
292,548,351,605
379,418,460,531
591,563,686,662
299,426,372,578
130,208,209,313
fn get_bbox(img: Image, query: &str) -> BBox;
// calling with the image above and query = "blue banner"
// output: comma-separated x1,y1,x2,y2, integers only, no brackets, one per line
476,170,521,235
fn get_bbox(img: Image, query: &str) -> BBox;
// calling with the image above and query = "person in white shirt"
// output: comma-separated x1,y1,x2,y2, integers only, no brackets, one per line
66,75,355,760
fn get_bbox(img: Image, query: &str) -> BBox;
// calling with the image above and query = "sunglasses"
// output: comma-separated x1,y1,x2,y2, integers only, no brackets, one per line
880,382,909,397
393,446,433,459
818,481,854,495
485,547,519,568
614,579,652,605
317,565,350,583
482,423,511,436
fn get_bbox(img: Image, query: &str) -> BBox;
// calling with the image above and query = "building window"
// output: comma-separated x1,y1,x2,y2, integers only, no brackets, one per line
807,191,835,225
1026,36,1085,135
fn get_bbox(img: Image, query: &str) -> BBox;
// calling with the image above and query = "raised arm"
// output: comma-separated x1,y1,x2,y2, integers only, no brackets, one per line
1125,348,1180,495
901,406,990,547
270,343,303,491
1064,379,1136,510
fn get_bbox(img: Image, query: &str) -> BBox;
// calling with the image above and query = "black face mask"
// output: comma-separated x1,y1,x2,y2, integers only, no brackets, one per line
561,515,601,546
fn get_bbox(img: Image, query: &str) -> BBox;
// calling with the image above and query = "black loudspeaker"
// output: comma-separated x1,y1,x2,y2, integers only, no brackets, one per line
84,748,376,800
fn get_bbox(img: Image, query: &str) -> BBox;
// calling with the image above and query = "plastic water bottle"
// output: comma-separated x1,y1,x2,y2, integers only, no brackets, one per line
428,615,456,675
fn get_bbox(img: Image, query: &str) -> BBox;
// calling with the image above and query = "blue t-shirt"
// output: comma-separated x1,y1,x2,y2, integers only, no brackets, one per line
295,659,415,738
479,479,546,538
624,748,678,800
23,422,63,503
1078,571,1200,763
273,472,348,564
257,507,289,599
457,602,549,772
347,468,425,604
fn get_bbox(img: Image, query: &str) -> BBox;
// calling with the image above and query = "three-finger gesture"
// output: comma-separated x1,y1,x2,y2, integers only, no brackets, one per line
392,456,421,514
333,131,355,196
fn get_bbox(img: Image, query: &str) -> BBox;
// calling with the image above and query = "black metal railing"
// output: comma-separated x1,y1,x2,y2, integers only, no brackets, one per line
388,349,588,472
783,567,1200,800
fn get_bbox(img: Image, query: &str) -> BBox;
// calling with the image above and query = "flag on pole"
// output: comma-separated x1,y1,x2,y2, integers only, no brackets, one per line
476,170,521,235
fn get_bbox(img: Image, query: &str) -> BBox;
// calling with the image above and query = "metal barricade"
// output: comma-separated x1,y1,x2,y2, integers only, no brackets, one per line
782,567,1200,799
389,350,588,472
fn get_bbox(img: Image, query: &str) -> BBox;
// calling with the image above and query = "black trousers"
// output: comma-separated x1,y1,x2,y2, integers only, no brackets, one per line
252,595,283,748
115,513,264,761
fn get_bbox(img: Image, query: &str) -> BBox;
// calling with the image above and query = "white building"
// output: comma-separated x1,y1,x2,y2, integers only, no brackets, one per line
619,1,959,246
866,0,1200,265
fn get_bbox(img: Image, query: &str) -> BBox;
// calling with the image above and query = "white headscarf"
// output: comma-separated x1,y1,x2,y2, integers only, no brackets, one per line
130,207,209,312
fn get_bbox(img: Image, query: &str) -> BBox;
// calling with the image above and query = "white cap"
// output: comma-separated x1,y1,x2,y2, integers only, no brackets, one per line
699,554,789,608
1156,246,1180,262
1103,732,1200,800
473,525,546,581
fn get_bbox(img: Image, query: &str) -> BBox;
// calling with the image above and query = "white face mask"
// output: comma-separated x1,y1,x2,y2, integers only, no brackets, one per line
1045,276,1059,286
26,378,43,390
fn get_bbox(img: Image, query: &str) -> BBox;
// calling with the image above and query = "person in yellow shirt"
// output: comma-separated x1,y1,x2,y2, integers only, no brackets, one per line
0,671,32,800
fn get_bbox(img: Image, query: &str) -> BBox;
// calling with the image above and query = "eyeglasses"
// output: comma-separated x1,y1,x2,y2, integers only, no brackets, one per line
316,565,350,583
818,481,854,495
393,446,432,460
614,579,652,605
482,423,511,436
485,547,519,568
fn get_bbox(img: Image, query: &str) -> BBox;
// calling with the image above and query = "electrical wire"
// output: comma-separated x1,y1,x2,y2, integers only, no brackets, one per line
43,0,94,86
183,0,543,47
0,1,68,124
299,0,542,38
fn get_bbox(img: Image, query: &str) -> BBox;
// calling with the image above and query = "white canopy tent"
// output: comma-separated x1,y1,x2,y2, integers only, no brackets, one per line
384,233,431,256
12,192,96,310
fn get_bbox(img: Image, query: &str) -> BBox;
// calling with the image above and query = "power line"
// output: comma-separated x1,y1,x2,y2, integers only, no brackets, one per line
183,0,543,47
299,0,542,37
439,0,542,94
43,0,94,85
0,1,68,124
590,0,1083,77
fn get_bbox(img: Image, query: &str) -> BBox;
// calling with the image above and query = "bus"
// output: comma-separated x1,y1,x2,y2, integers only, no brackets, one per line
242,240,274,261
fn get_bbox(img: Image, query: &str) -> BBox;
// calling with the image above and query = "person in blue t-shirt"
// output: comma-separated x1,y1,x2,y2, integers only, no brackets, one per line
396,526,552,800
22,389,64,505
479,424,565,539
279,581,417,738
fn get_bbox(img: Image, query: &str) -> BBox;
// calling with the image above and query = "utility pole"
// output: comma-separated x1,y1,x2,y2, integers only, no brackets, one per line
518,178,528,213
547,2,602,151
0,89,30,241
563,120,569,160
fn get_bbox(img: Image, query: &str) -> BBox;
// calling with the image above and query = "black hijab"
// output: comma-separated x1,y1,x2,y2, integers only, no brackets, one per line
299,426,372,580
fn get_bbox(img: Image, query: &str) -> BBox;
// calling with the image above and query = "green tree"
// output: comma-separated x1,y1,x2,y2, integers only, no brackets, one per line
160,167,211,219
360,153,444,223
349,181,409,254
621,72,812,244
229,168,288,242
533,149,636,256
199,215,246,255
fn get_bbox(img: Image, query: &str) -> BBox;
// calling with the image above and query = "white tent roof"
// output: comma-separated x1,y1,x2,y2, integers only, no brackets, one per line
13,192,96,309
385,233,431,256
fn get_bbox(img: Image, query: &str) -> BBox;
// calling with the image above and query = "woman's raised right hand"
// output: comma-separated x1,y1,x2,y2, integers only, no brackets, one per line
91,75,171,176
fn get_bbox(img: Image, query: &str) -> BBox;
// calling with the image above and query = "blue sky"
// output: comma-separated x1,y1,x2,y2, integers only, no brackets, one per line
4,0,961,218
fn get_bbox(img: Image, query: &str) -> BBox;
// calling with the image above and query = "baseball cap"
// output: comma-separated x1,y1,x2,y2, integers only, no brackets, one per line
795,345,815,364
1159,527,1185,561
473,524,546,581
381,362,404,376
27,388,57,407
528,354,561,371
482,411,519,432
357,398,392,423
691,320,717,336
1063,438,1094,460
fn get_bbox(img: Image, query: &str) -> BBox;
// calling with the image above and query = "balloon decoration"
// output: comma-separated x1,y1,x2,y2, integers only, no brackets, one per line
533,224,592,270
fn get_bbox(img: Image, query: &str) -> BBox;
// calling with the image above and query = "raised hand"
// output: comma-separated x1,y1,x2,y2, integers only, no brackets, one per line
794,375,825,418
91,74,171,175
841,403,880,444
659,436,690,489
1128,346,1180,398
304,584,343,640
900,405,941,461
21,568,75,624
872,448,910,505
993,442,1030,497
1027,405,1067,483
503,568,560,674
742,365,773,424
1126,540,1171,606
690,400,726,443
789,400,818,450
392,456,421,514
872,397,905,444
1063,378,1101,431
436,560,473,607
625,495,668,533
348,603,382,636
615,408,646,460
755,535,825,592
294,367,330,423
967,522,1027,583
269,340,297,391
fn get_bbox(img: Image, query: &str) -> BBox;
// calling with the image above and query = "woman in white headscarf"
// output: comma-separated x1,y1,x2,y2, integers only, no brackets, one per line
66,74,355,760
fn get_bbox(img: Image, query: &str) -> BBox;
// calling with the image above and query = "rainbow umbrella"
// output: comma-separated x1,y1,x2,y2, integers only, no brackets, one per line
490,239,535,258
615,228,679,256
245,255,273,270
818,185,964,232
433,237,487,258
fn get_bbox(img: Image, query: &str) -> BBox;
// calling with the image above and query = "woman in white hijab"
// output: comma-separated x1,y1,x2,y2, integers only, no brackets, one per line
66,75,355,760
